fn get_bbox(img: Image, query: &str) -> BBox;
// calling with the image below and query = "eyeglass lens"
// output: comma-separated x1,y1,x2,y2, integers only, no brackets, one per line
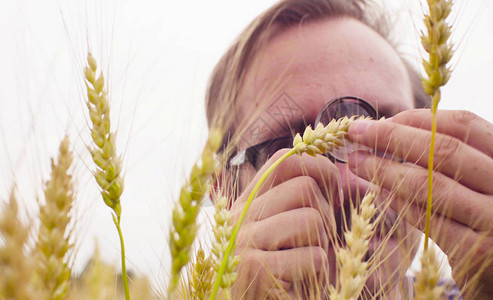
314,96,376,163
245,136,293,170
230,96,378,170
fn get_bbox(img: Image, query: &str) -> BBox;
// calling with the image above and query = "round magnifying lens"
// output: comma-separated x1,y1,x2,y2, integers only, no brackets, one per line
314,96,376,163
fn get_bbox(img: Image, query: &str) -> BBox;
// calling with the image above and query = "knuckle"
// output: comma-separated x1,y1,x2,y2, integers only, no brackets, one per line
451,110,478,127
301,207,326,239
475,239,493,260
298,176,321,201
326,162,341,189
380,122,397,143
434,135,460,164
239,250,264,273
230,202,244,223
236,223,252,249
299,175,319,190
324,158,339,175
237,251,268,288
374,156,392,181
302,207,324,226
409,172,429,203
310,246,328,269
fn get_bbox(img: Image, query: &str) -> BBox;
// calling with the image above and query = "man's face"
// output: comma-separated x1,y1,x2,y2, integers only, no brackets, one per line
233,17,421,294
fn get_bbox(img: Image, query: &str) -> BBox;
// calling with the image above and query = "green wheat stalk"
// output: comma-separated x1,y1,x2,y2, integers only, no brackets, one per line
84,53,130,300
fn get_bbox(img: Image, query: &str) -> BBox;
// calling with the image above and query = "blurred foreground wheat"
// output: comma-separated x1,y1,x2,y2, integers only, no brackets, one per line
0,0,485,299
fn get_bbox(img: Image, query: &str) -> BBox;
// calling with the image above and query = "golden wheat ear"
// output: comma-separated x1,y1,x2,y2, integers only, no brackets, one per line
417,0,454,299
329,192,377,300
0,188,34,300
413,247,445,300
34,136,74,300
190,247,214,300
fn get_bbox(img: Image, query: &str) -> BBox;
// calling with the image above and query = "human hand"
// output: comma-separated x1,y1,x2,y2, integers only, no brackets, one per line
347,109,493,299
229,148,341,299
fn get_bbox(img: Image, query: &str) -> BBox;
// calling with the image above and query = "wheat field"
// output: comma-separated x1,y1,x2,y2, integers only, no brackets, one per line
1,0,493,299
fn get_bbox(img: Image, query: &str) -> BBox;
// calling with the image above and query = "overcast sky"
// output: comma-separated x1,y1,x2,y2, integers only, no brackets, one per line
0,0,492,292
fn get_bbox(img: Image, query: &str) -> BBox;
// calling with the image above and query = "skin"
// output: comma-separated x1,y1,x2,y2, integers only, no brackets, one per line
226,17,493,299
348,111,493,299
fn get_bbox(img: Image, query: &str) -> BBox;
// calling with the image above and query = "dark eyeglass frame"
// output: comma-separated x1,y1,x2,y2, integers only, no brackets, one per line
227,96,377,170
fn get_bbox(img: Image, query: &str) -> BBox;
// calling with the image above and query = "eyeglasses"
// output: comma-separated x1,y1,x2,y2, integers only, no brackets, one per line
227,96,377,170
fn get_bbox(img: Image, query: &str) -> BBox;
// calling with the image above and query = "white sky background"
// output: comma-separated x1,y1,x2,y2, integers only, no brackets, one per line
0,0,492,292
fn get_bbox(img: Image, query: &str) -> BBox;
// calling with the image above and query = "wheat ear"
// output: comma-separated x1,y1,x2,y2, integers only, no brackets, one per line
168,128,223,297
0,189,33,300
191,247,214,300
210,116,365,300
413,247,445,300
84,53,130,300
292,116,365,156
211,195,238,300
421,0,454,249
329,192,376,300
34,136,74,300
414,1,453,298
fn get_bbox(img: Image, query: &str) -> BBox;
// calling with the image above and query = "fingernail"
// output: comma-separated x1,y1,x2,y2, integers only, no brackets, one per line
347,151,369,169
349,120,371,137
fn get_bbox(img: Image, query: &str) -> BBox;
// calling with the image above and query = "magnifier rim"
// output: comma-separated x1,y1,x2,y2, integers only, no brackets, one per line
314,96,377,125
314,96,377,163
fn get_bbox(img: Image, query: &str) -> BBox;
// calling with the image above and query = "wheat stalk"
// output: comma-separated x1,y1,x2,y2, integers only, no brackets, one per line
421,0,454,250
329,192,376,300
211,195,238,300
210,116,365,300
168,128,223,297
84,53,130,300
34,136,74,300
413,1,454,297
0,189,33,300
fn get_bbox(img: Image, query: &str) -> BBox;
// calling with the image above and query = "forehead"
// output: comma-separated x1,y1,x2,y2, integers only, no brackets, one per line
236,17,413,149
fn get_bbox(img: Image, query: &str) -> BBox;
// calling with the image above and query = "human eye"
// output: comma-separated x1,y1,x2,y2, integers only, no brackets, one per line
245,136,293,170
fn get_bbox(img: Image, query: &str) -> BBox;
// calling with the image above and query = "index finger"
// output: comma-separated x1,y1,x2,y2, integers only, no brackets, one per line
390,109,493,158
347,118,493,194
